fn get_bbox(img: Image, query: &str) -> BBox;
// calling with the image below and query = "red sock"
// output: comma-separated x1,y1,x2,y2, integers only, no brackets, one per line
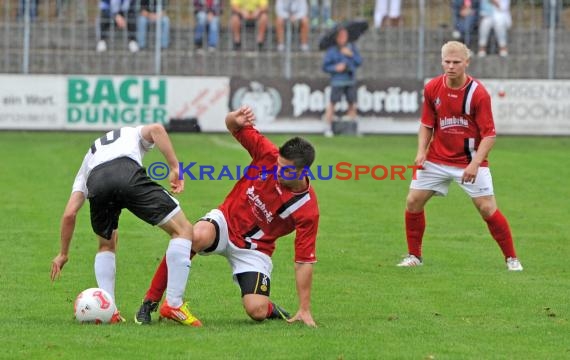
266,302,274,318
405,210,425,257
485,209,517,259
145,256,168,302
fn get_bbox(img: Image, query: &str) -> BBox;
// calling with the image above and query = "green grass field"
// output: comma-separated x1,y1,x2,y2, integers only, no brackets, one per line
1,131,569,359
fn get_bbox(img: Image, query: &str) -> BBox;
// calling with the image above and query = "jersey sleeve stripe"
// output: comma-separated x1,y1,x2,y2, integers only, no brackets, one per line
463,137,476,163
278,193,311,220
276,192,306,216
462,80,478,115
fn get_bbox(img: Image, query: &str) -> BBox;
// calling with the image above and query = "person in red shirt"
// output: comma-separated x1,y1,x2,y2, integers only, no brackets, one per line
397,41,523,271
135,106,319,327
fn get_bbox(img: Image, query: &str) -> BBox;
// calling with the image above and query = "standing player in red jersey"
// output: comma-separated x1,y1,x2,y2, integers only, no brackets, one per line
397,41,523,271
135,106,320,327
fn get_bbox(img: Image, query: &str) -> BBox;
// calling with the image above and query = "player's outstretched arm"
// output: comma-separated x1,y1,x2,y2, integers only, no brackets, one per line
51,191,85,282
141,124,184,193
225,105,256,133
287,263,317,327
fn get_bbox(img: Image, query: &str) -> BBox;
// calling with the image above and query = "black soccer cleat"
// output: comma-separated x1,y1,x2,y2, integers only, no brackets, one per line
134,299,159,325
267,302,291,320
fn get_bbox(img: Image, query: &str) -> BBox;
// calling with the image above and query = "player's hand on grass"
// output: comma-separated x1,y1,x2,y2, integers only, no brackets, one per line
287,309,317,327
462,162,479,184
51,253,68,282
170,167,184,193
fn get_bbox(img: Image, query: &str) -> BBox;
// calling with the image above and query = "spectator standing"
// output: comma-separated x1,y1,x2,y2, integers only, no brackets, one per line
321,27,362,137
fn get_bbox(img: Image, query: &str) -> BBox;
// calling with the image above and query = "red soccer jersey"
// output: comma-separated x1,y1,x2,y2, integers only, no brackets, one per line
421,74,496,168
218,126,319,263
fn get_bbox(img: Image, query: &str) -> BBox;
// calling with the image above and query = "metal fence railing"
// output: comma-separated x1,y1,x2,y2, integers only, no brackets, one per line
1,0,569,79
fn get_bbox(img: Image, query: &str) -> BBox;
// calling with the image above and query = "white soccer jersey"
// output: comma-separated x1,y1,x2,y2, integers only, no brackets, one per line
71,126,154,196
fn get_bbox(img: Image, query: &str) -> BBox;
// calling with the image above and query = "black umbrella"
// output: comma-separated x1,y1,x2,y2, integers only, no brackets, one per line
318,20,369,51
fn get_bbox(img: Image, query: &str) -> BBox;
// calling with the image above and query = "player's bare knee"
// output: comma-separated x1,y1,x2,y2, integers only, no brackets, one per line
473,197,497,219
406,194,424,212
245,303,267,322
242,294,270,321
478,203,496,219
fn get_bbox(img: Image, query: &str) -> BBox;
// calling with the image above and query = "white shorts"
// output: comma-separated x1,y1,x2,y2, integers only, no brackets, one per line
198,209,273,280
275,0,308,20
410,161,495,198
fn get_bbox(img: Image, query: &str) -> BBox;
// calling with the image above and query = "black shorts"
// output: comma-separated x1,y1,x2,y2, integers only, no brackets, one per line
86,157,179,240
235,272,271,297
330,84,357,104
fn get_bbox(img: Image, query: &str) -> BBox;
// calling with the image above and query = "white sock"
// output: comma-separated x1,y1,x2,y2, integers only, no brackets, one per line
94,251,116,301
165,238,192,308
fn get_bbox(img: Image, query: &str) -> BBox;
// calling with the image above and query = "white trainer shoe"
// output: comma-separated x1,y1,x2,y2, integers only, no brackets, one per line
128,40,139,53
506,257,523,271
397,254,423,267
96,40,107,52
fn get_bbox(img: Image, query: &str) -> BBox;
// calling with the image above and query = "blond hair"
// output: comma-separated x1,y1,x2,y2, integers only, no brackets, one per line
441,41,471,60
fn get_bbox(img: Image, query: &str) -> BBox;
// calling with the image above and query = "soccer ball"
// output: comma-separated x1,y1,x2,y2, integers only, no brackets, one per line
74,288,116,324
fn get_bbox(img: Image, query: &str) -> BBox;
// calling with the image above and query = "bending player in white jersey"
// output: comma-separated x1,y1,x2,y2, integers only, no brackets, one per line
51,125,201,326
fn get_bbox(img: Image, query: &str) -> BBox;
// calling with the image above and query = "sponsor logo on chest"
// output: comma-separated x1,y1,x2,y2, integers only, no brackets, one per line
246,186,274,223
439,116,469,129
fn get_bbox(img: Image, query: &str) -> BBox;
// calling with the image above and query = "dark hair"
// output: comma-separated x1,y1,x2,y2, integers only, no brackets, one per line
279,137,316,169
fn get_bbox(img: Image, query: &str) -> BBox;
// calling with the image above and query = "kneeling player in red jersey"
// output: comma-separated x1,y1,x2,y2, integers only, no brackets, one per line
136,106,320,327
